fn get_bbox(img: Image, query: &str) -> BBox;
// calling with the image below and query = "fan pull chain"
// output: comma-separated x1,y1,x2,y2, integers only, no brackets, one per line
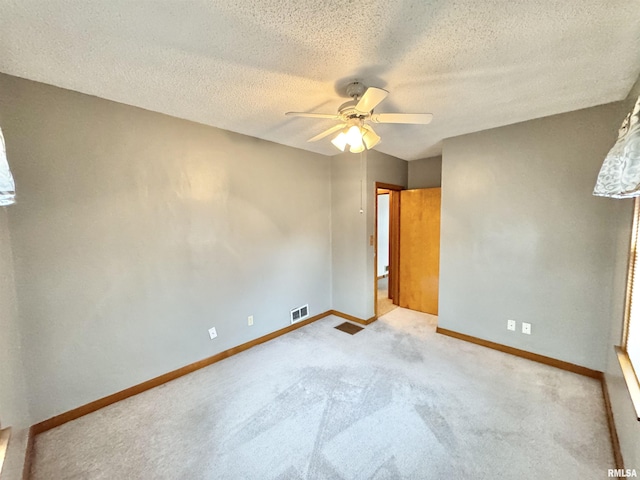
359,149,366,214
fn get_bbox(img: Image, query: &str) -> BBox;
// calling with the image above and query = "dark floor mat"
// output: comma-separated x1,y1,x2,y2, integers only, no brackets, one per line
334,322,364,335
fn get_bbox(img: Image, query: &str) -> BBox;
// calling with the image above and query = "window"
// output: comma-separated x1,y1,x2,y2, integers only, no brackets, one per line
619,197,640,420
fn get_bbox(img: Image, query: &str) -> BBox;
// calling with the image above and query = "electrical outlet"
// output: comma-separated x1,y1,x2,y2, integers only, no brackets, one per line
507,319,516,331
208,327,217,340
522,322,531,335
248,315,253,326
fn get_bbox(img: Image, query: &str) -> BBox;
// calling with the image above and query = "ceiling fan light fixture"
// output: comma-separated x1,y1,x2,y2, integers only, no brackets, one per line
349,143,365,154
287,82,433,154
331,131,348,151
362,128,381,149
332,125,365,153
345,125,363,146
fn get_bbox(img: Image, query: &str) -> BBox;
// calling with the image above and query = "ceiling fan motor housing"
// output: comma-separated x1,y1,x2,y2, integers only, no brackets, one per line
345,81,366,100
338,99,368,121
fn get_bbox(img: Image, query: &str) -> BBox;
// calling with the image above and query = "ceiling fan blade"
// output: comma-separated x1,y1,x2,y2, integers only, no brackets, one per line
307,124,346,142
355,87,389,113
285,112,340,119
370,113,433,124
362,125,381,149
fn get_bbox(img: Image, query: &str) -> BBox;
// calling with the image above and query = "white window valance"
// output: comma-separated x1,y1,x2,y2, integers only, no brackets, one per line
0,127,15,206
593,95,640,199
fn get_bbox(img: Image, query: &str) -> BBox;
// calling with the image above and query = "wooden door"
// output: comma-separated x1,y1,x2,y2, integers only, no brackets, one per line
399,188,441,315
388,189,400,303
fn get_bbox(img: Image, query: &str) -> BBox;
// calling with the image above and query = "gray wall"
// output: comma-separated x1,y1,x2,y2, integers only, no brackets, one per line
408,156,442,189
331,153,368,318
0,210,28,428
0,207,30,480
604,84,640,468
331,151,407,319
439,102,628,371
0,73,332,424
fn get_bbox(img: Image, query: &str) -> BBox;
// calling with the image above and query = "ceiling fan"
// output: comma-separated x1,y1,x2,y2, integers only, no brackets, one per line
285,82,433,153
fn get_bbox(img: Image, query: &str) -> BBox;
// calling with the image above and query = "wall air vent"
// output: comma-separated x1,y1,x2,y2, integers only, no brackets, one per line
290,304,309,324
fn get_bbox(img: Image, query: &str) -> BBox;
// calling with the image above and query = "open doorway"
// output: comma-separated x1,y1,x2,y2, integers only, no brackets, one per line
375,183,403,317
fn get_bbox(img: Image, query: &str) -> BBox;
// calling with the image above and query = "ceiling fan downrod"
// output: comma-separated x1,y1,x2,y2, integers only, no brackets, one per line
345,81,366,101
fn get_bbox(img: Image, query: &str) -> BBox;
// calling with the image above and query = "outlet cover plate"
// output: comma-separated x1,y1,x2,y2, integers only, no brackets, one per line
507,319,516,331
522,322,531,335
208,327,217,339
248,315,253,326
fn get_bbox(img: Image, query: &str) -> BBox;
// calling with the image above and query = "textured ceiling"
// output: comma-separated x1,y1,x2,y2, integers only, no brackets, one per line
1,1,639,160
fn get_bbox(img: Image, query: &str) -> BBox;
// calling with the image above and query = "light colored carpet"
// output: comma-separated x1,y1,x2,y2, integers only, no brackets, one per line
377,287,398,317
31,308,613,479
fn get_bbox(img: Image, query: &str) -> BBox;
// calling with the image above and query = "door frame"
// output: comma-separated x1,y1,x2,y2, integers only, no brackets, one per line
374,182,404,318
